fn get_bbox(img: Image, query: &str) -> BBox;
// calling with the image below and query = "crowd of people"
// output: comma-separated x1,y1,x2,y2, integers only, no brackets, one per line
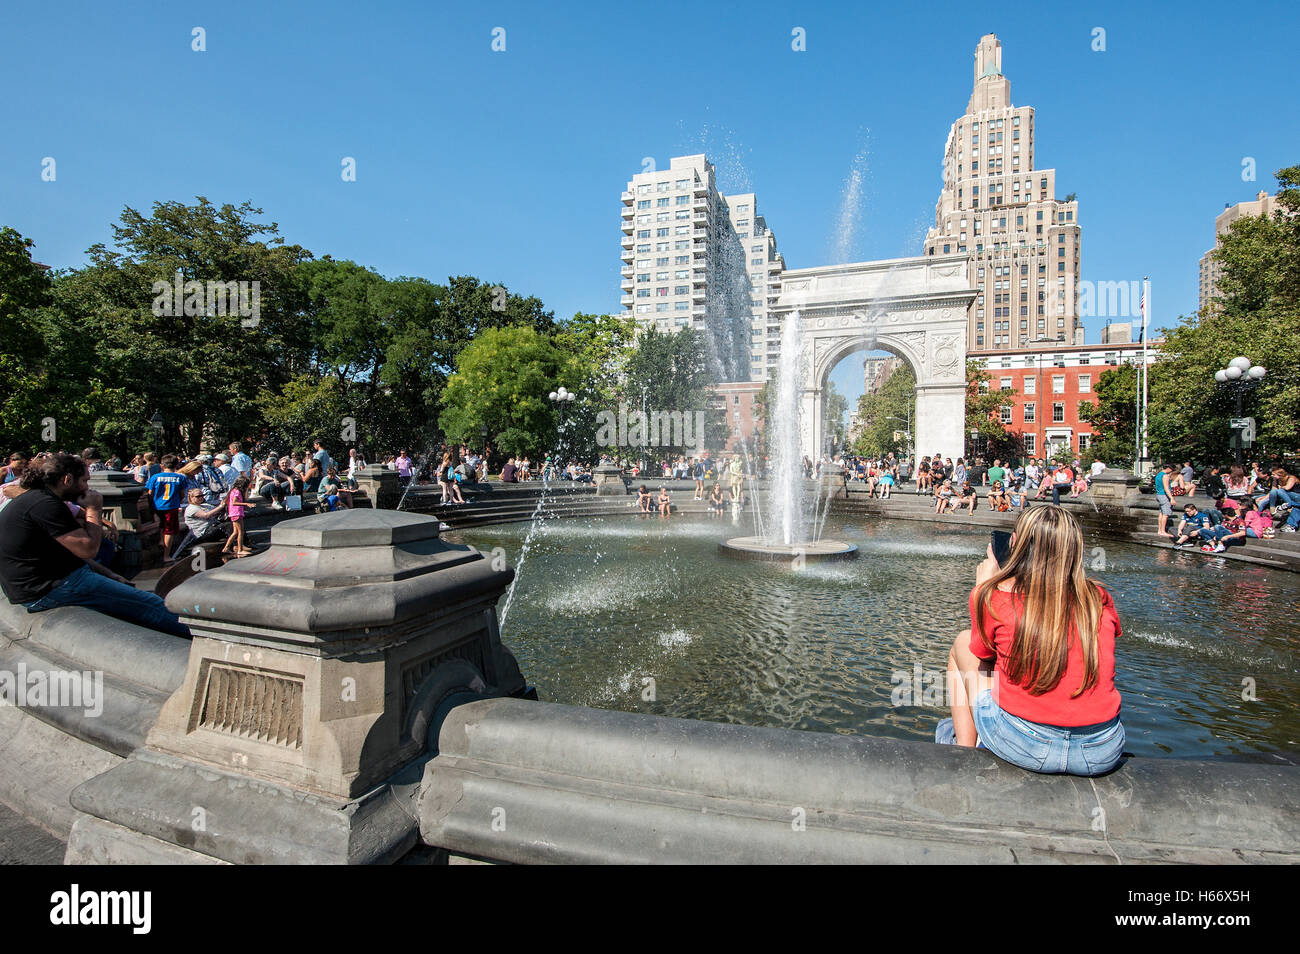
1154,460,1299,551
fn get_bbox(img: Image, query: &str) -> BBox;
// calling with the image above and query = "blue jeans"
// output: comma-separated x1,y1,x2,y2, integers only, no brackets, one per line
1199,525,1234,542
936,690,1125,776
1259,488,1300,528
24,564,190,638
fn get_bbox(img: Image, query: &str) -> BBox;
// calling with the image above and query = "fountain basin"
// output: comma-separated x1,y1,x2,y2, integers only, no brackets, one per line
719,536,858,562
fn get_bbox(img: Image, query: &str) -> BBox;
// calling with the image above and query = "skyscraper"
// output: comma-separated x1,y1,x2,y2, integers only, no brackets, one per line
924,34,1082,352
621,155,785,382
1198,190,1283,313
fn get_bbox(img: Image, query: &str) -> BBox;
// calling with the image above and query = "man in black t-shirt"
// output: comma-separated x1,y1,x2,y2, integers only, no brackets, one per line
0,454,189,638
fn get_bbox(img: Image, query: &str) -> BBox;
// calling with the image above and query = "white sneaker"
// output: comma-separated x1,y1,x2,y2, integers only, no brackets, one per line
1214,542,1226,553
272,502,283,511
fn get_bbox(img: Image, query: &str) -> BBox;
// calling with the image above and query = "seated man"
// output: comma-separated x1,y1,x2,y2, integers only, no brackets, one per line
957,480,978,515
988,480,1010,512
1172,503,1219,548
168,487,229,562
0,454,189,638
636,485,652,513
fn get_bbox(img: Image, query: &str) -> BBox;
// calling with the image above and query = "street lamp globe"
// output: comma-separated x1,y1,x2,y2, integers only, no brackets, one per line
548,391,558,402
1214,370,1228,383
1224,366,1242,380
1248,365,1266,380
1229,356,1252,372
566,392,576,402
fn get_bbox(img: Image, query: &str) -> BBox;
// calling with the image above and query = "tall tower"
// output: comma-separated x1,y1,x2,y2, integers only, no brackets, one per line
621,155,785,382
924,34,1082,352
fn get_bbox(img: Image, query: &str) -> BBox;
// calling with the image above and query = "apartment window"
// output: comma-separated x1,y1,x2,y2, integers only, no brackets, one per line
656,302,669,312
637,230,650,239
636,200,650,210
1052,403,1065,423
671,226,686,236
674,285,688,295
751,258,763,266
1022,401,1036,424
656,182,670,192
636,274,650,283
1000,406,1013,424
636,289,650,298
1052,375,1065,394
656,242,670,251
655,259,668,268
675,269,689,279
1000,377,1012,389
1024,434,1036,454
1078,434,1092,451
675,195,690,206
656,287,668,296
1079,374,1092,393
636,304,651,313
637,184,651,195
675,179,689,190
1024,376,1036,394
674,241,690,250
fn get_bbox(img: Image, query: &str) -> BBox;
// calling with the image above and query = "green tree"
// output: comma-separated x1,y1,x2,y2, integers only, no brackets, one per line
852,365,915,458
1143,165,1300,463
438,326,572,460
823,380,849,452
620,327,727,463
553,312,639,462
965,360,1021,461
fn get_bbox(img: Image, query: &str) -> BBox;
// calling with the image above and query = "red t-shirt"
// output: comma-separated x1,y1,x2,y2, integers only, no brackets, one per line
968,584,1121,727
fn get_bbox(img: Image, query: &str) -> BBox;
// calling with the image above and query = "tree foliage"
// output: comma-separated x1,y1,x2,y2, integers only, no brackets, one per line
852,365,916,458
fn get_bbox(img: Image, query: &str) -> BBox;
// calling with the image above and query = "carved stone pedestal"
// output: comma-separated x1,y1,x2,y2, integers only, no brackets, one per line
65,510,524,864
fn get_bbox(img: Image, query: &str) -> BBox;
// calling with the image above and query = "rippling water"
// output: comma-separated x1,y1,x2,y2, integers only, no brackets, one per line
447,515,1300,759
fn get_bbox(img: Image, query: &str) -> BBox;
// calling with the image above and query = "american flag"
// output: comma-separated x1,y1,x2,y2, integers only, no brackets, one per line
1138,290,1146,343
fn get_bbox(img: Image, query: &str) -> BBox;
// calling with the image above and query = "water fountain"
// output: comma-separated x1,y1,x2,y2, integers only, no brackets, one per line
719,310,857,562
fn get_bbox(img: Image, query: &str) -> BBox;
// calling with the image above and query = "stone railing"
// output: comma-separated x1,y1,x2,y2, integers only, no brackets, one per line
0,509,1292,864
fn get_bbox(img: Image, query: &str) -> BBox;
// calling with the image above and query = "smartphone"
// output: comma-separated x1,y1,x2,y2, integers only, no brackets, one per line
991,530,1013,568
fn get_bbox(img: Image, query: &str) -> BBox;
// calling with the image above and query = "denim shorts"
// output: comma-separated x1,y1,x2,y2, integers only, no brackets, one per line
1156,493,1173,516
972,690,1125,776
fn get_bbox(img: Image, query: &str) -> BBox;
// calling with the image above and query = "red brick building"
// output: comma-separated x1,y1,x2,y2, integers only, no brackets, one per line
709,381,763,452
970,341,1161,459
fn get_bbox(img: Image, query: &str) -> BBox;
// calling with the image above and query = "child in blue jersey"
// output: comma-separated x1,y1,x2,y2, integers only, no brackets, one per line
144,454,192,559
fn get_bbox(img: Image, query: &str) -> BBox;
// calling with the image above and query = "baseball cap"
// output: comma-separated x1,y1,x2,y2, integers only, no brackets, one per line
215,453,229,462
198,453,213,462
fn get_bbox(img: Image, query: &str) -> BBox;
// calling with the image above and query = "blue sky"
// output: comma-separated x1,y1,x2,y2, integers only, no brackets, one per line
3,1,1297,408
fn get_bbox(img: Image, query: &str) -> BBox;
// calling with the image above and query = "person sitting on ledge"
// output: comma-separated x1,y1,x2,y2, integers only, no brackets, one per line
708,482,725,514
636,485,652,513
1172,502,1219,549
933,479,956,514
0,453,190,638
957,480,978,515
988,480,1010,512
657,486,671,516
936,505,1125,777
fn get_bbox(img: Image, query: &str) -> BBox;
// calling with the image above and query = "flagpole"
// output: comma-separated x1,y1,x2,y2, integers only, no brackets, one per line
1140,277,1150,474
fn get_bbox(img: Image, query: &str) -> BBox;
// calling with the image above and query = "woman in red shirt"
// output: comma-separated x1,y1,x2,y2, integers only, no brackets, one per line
937,505,1126,776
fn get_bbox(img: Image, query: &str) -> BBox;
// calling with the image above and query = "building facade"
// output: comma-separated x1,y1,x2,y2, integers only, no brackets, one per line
924,34,1082,353
971,341,1160,459
1198,190,1284,313
621,155,785,382
863,354,904,395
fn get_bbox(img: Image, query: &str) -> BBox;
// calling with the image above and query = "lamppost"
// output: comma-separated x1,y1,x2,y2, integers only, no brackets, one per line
149,410,164,459
970,428,980,461
548,386,576,470
1213,356,1266,467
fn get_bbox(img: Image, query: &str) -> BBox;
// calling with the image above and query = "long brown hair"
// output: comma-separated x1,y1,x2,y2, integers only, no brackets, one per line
974,506,1107,697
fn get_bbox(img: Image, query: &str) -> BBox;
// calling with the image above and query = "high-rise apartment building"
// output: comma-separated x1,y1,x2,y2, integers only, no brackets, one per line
924,34,1082,352
621,155,785,382
863,354,903,395
1198,190,1283,313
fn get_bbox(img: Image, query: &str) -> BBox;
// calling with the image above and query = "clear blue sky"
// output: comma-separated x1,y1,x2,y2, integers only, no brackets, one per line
4,1,1296,409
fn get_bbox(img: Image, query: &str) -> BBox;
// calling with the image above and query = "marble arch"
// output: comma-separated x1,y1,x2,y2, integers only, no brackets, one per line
769,255,977,464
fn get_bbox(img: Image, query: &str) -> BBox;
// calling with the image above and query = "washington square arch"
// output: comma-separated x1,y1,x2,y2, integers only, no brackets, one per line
769,253,977,465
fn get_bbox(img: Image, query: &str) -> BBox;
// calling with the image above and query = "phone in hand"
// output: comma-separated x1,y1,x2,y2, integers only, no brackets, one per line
991,530,1013,568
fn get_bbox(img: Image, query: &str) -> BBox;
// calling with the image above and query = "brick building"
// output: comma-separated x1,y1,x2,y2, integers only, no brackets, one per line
970,341,1160,459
